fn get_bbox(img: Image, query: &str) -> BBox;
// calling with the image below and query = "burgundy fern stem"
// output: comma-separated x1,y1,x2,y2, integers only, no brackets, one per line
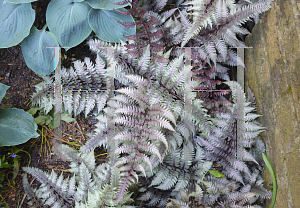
110,0,128,6
202,3,272,41
123,0,152,51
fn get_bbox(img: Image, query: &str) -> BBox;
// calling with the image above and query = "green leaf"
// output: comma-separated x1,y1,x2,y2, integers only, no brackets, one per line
48,109,55,128
21,25,59,76
13,157,18,168
0,0,35,48
46,0,92,49
0,162,11,168
26,106,40,116
208,170,225,178
34,115,52,125
67,140,81,146
86,0,129,10
61,113,77,123
0,108,39,147
0,83,10,104
88,8,136,42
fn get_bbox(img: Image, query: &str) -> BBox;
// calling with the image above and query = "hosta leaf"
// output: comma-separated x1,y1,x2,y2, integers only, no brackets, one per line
0,108,39,147
46,0,92,49
88,8,136,42
0,0,35,48
21,26,59,76
86,0,129,10
0,83,10,103
4,0,37,3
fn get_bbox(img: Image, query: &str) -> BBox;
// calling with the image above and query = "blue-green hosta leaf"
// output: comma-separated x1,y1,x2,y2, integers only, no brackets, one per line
0,108,39,147
21,26,59,76
0,0,35,48
88,8,136,42
4,0,37,3
46,0,92,49
0,83,10,103
86,0,129,10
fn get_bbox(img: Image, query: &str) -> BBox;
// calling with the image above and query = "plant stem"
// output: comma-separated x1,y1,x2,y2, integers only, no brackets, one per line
262,153,277,208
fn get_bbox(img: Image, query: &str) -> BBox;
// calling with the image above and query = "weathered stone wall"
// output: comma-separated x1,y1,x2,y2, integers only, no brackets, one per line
244,0,300,207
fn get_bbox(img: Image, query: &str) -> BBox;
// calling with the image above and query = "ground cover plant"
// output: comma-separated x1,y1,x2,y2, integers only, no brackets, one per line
0,83,39,147
0,0,136,76
0,0,276,207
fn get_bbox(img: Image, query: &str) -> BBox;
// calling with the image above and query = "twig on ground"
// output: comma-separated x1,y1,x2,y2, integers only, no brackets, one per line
76,122,85,142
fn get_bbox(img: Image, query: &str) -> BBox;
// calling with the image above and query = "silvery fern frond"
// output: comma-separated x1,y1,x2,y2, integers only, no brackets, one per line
22,167,76,207
181,0,272,66
75,184,135,208
22,145,135,207
22,173,43,207
31,55,109,117
57,145,96,177
147,53,213,135
109,73,179,203
80,112,108,152
136,137,212,207
75,165,135,208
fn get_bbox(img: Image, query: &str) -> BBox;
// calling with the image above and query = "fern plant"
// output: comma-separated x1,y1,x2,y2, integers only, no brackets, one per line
181,0,273,66
23,46,272,207
23,0,275,207
31,54,109,118
114,0,167,62
22,145,134,207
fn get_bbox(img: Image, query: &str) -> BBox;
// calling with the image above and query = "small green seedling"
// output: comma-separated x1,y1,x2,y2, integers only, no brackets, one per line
208,170,225,178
